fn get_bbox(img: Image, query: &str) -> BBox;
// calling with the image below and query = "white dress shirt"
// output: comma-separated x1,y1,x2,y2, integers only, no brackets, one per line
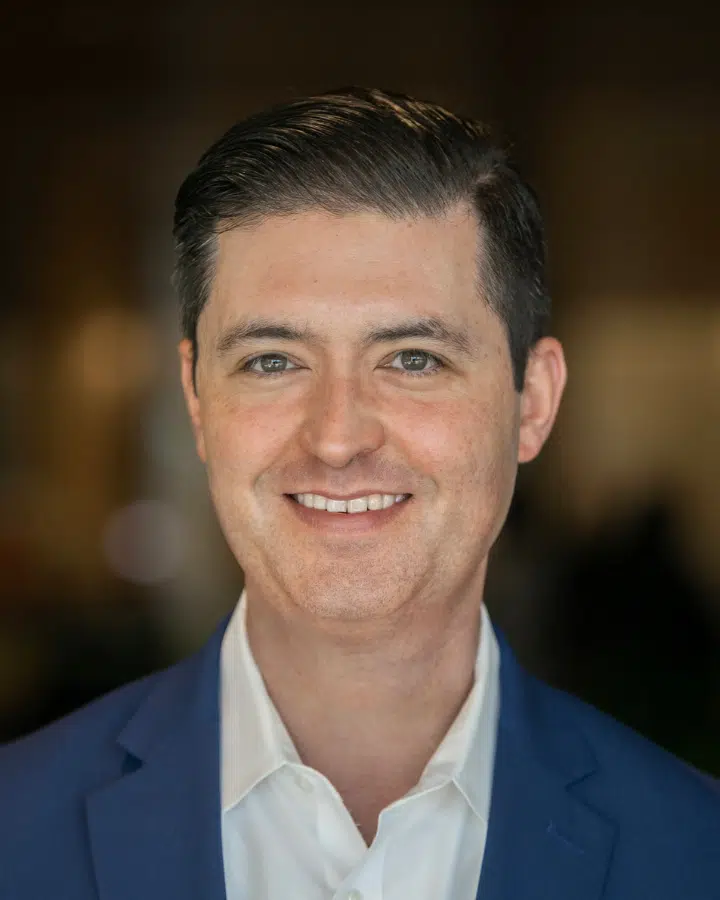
220,588,500,900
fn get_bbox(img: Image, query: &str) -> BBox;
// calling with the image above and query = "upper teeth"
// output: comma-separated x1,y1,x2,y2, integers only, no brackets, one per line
293,493,409,513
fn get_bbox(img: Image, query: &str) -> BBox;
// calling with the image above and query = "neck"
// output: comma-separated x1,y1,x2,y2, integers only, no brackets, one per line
244,579,484,830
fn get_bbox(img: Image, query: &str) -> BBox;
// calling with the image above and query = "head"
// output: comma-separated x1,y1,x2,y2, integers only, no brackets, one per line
174,88,566,628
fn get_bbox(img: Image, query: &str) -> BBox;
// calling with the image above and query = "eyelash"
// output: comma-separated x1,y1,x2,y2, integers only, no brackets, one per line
239,350,446,379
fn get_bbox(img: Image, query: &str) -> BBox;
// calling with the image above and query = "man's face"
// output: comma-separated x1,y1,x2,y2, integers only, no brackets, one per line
180,206,563,623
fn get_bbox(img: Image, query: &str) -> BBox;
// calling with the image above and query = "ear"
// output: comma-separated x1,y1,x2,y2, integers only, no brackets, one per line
517,337,567,464
179,338,207,463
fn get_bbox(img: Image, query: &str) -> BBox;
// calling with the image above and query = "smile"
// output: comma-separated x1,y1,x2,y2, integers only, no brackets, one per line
290,493,410,514
284,493,413,534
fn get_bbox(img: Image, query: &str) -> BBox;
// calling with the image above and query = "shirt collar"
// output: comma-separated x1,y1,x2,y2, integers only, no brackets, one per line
220,589,299,812
221,587,500,821
400,601,500,821
448,601,500,821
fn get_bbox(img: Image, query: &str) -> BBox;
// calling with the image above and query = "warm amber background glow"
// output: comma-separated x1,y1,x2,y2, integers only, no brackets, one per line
1,0,718,772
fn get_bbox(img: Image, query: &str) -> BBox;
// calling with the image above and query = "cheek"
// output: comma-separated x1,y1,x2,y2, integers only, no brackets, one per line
403,393,515,483
200,395,289,480
199,398,287,533
407,394,519,547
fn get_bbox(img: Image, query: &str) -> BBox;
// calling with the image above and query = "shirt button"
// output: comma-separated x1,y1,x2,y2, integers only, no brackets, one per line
347,892,363,900
293,772,313,792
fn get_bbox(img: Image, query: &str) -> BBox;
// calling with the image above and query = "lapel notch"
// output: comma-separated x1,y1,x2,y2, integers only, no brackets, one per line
477,631,616,900
86,617,231,900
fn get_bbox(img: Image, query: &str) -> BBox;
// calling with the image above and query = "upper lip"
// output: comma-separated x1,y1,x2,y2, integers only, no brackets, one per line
287,490,411,501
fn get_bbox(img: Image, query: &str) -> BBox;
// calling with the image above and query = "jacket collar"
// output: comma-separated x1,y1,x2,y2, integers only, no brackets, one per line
86,614,231,900
85,612,615,900
476,628,616,900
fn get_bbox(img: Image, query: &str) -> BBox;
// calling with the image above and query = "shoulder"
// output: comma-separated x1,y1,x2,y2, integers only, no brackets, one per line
0,613,227,826
524,669,720,866
534,673,719,798
496,628,719,802
0,614,228,897
0,671,163,897
0,655,196,829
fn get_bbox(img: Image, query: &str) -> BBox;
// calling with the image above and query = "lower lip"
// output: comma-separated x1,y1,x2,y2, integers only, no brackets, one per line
284,495,412,534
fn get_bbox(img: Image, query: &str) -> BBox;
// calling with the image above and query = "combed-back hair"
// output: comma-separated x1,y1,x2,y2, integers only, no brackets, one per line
173,87,550,390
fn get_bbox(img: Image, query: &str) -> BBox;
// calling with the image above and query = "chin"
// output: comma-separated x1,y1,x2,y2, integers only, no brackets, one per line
288,574,412,622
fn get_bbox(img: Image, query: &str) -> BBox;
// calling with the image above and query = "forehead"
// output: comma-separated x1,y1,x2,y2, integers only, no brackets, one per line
209,206,485,323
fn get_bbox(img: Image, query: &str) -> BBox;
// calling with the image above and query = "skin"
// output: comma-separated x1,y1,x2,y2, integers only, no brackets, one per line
179,204,566,843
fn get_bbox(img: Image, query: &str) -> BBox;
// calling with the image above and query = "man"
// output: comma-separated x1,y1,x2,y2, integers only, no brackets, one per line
1,88,718,899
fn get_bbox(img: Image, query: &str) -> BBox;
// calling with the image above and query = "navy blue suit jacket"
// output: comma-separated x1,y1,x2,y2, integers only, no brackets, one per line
1,615,719,899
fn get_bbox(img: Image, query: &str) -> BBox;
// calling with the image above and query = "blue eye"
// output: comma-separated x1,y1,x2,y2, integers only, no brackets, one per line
240,350,445,378
241,354,298,376
387,350,445,377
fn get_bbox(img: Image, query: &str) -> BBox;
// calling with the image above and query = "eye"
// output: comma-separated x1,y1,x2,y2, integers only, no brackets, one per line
240,353,299,376
386,350,445,377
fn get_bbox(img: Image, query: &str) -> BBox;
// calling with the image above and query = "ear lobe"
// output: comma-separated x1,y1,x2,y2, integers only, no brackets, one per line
517,337,567,464
178,339,207,463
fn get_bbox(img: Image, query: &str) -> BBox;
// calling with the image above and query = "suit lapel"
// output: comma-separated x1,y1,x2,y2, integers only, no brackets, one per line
477,632,616,900
84,611,617,900
86,617,230,900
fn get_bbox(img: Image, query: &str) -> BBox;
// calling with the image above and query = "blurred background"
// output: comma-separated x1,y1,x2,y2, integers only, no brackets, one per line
1,0,718,773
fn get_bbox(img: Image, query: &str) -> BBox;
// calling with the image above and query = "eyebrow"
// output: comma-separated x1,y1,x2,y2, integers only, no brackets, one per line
215,315,477,359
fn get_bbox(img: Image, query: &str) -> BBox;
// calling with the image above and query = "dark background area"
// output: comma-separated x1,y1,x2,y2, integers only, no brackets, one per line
1,1,719,774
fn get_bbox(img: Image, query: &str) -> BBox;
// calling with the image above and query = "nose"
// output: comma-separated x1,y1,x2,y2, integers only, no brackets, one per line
297,372,385,468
